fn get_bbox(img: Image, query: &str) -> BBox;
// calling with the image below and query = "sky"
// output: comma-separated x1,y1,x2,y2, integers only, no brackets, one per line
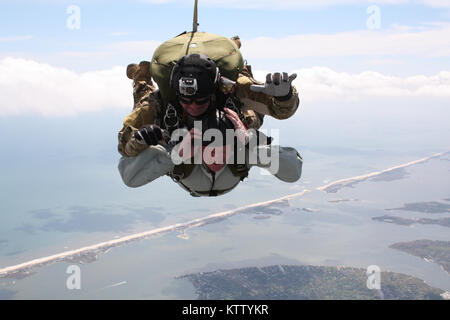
0,0,449,118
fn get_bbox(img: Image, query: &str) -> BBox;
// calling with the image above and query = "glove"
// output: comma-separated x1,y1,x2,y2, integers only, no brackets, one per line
134,124,163,146
250,72,297,97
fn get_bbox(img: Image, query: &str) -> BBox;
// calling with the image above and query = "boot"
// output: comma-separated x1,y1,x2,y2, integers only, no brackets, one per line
126,63,139,80
231,36,241,49
126,61,152,84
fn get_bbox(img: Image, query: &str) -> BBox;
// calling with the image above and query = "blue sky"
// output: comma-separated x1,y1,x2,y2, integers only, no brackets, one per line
1,0,446,37
1,0,450,73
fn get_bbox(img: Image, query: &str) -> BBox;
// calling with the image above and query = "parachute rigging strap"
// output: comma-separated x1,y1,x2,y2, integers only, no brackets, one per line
193,0,199,33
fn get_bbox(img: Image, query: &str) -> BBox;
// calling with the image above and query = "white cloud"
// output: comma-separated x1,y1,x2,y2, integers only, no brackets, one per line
278,67,450,103
367,58,405,65
0,58,448,117
0,58,132,116
0,36,32,42
421,0,450,7
240,23,450,59
37,23,450,75
57,40,161,58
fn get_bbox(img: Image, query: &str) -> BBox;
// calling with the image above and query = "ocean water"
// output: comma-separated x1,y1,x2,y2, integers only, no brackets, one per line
0,105,449,299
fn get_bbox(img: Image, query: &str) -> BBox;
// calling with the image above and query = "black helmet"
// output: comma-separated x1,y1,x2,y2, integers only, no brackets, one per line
170,53,220,98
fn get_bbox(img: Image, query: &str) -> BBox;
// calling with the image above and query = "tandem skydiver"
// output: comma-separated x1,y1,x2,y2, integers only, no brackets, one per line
117,50,303,197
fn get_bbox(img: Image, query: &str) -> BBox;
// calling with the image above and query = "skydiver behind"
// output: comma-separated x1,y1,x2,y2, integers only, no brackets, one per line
119,34,301,158
118,53,303,197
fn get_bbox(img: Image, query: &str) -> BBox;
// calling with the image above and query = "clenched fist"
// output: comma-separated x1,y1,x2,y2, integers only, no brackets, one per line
134,124,163,146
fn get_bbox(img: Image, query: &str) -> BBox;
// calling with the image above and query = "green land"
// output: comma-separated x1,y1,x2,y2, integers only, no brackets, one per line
386,201,450,214
373,215,450,227
390,240,450,275
180,264,444,300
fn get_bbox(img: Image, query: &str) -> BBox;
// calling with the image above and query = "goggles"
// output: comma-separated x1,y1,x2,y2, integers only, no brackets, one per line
178,95,211,105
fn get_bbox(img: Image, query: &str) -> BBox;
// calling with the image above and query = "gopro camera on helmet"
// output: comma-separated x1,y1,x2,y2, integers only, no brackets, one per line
170,53,220,99
179,77,198,96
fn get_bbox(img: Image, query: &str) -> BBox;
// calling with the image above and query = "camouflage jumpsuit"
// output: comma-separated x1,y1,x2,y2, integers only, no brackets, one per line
118,66,300,158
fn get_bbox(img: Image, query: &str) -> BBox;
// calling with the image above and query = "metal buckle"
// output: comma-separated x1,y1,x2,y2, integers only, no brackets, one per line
170,170,184,182
225,97,245,122
225,97,237,110
164,103,179,130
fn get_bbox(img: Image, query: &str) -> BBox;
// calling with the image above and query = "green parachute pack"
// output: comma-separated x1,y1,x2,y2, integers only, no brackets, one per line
150,31,244,107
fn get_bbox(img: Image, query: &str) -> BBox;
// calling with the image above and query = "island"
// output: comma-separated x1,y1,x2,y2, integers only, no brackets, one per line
372,215,450,227
390,240,450,275
179,264,444,300
386,201,450,214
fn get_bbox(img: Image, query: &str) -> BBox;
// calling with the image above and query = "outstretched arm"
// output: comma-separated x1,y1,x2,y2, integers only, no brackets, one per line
224,108,302,183
254,144,303,183
118,145,174,188
235,72,300,120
